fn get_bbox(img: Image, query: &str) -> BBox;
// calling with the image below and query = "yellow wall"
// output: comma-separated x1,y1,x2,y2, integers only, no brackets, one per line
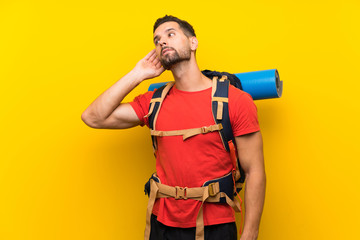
1,1,359,239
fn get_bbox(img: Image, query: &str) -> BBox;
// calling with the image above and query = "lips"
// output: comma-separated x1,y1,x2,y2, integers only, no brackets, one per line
162,48,174,56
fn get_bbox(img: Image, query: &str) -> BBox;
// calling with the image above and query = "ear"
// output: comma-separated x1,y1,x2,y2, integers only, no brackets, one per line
190,36,198,51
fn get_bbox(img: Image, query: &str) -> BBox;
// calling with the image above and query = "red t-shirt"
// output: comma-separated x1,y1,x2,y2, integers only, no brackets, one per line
129,83,260,228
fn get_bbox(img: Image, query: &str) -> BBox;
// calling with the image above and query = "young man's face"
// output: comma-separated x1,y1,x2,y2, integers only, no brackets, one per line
153,21,195,70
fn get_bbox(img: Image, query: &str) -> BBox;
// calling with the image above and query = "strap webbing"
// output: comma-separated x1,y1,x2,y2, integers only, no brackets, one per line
150,123,223,140
144,180,159,240
153,82,174,130
211,76,218,97
212,97,228,102
144,179,241,240
144,98,161,118
145,82,174,119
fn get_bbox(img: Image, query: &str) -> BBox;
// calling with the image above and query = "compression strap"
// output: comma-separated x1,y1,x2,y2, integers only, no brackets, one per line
145,82,174,118
150,123,223,140
144,177,241,240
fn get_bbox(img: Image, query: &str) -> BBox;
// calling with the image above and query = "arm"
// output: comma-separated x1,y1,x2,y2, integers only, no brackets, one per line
81,49,164,129
235,131,266,240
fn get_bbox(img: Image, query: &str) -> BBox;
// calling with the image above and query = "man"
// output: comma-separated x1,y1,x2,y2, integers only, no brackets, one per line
81,15,266,240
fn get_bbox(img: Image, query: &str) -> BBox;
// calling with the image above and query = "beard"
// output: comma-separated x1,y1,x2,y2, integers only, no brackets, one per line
160,47,191,70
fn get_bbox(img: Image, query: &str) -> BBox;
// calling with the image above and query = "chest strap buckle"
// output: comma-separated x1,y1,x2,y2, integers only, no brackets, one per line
175,186,188,199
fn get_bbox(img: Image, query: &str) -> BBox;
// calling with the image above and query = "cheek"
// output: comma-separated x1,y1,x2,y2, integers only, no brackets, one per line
181,38,191,48
155,48,161,57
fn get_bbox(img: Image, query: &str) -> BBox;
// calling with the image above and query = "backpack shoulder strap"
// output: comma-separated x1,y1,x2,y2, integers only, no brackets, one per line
211,75,234,152
145,81,175,152
212,75,245,187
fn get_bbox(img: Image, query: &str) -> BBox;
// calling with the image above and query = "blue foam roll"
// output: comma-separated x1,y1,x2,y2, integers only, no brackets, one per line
148,82,170,92
235,69,282,100
148,69,283,100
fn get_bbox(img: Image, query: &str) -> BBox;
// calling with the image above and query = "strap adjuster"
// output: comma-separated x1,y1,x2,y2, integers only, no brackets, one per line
175,186,187,199
208,183,217,197
201,126,210,134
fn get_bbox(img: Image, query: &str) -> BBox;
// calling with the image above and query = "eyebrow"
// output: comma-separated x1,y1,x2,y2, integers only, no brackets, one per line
153,28,176,43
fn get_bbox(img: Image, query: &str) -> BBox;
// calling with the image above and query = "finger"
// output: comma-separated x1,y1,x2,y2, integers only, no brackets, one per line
155,61,163,69
153,57,160,65
149,52,157,62
144,49,156,60
156,65,165,74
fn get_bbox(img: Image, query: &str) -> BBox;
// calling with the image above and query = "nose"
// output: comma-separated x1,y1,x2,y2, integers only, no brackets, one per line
159,39,167,47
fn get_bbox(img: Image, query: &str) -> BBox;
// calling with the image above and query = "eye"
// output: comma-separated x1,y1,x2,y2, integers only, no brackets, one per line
154,39,159,45
168,32,175,37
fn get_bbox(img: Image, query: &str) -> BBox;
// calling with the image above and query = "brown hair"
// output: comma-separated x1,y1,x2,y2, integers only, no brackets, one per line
153,15,196,37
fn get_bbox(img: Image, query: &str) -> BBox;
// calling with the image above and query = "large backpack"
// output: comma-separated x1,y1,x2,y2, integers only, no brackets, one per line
142,70,254,240
144,70,247,197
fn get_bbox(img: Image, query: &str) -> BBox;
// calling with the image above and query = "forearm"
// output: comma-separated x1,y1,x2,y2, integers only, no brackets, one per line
241,169,266,240
82,70,144,122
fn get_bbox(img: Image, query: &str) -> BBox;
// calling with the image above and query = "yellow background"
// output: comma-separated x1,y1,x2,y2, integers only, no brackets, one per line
1,0,359,239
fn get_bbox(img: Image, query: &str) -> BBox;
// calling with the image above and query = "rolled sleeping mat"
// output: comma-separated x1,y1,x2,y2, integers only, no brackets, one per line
148,82,171,92
148,69,283,100
234,69,282,100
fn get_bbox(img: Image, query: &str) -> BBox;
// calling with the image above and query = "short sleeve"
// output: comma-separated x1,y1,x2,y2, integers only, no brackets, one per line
128,91,154,127
228,85,260,136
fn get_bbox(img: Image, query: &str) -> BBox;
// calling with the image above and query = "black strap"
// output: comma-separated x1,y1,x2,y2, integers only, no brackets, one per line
147,84,168,151
211,79,233,152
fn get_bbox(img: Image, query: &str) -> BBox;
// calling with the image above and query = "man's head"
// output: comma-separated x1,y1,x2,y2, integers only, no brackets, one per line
153,15,196,38
153,15,198,70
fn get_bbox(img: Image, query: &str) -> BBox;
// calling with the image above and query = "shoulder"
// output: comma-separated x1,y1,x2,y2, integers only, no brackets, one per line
227,84,260,135
227,84,258,118
131,89,156,109
129,90,155,126
133,90,155,103
228,84,254,103
130,90,156,111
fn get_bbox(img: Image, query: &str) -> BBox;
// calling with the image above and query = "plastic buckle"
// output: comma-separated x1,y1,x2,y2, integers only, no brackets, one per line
201,126,209,134
208,183,217,197
175,186,187,200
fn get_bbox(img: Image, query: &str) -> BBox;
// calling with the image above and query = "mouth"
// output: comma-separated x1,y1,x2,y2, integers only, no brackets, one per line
162,48,174,56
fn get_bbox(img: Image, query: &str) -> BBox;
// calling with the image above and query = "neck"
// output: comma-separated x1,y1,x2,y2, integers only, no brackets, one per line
169,55,212,91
